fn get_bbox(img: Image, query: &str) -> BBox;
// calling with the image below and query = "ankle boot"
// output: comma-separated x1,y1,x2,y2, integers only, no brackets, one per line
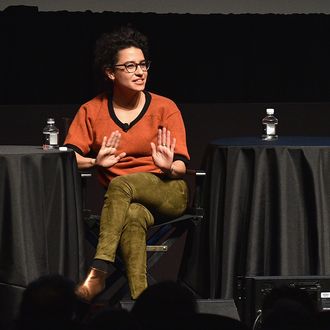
75,267,108,302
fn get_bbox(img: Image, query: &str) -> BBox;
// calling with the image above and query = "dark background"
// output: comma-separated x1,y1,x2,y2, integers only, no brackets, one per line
1,6,330,105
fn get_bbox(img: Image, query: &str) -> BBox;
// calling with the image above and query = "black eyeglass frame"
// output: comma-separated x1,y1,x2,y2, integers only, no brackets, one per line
114,60,151,73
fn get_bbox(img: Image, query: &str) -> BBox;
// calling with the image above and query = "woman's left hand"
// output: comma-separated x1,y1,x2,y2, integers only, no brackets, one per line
150,127,175,172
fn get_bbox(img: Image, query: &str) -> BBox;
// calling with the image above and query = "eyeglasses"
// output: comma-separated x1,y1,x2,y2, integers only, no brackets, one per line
114,60,151,73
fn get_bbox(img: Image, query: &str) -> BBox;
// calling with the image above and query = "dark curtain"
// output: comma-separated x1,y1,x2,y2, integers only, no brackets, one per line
0,6,330,104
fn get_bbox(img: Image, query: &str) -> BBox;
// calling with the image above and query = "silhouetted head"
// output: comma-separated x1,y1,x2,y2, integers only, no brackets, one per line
315,310,330,330
16,274,78,330
131,281,197,330
260,285,317,330
188,313,249,330
86,307,141,330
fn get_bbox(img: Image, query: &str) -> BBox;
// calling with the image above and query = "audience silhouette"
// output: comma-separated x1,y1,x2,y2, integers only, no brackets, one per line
7,275,327,330
190,312,250,330
258,285,317,330
131,280,198,330
15,274,81,330
85,307,141,330
315,310,330,330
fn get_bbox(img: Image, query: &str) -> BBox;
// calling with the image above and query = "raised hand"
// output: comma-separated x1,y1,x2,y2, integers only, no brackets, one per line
150,127,175,172
96,131,126,168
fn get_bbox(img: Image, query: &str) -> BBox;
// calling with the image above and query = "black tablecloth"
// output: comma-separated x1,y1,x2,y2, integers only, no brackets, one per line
181,137,330,299
0,146,86,324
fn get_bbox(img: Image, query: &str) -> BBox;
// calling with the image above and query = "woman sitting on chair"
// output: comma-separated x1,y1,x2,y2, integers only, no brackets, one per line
64,25,190,301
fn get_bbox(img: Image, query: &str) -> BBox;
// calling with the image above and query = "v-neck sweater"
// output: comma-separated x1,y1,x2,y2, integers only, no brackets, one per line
64,91,190,187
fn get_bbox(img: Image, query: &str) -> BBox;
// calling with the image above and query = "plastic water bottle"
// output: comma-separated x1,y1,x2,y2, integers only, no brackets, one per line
43,118,59,150
262,108,278,141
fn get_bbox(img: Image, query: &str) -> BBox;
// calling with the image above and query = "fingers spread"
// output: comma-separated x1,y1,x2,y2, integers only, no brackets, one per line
166,129,171,148
101,136,108,148
157,129,162,146
170,137,176,152
150,142,156,154
162,127,167,145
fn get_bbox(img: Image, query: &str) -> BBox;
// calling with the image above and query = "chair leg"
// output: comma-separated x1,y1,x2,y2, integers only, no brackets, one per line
146,223,189,270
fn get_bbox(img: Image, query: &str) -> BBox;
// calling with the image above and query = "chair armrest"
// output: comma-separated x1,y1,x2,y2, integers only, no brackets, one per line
79,170,93,212
186,169,206,176
80,172,92,178
185,169,206,216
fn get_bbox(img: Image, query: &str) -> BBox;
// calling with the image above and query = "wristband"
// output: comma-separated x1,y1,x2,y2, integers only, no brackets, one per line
163,164,174,176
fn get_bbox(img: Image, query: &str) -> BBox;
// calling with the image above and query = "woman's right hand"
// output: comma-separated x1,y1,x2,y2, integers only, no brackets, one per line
95,131,126,168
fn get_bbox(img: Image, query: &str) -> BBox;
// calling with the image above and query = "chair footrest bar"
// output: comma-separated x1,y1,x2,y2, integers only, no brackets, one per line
146,245,168,252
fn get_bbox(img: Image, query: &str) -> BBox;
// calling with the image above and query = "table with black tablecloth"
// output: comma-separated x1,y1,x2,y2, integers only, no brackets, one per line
0,146,86,324
181,137,330,299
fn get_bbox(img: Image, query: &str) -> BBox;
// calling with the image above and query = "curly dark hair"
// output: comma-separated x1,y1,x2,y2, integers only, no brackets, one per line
94,25,149,78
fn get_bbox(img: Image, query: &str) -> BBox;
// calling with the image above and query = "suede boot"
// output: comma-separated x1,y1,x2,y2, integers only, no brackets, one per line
75,267,108,302
120,203,154,299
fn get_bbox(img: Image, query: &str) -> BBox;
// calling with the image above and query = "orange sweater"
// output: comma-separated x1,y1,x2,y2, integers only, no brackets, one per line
64,91,190,187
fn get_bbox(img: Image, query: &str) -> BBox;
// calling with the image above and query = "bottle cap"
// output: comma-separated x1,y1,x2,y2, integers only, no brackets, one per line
266,108,274,115
47,118,55,124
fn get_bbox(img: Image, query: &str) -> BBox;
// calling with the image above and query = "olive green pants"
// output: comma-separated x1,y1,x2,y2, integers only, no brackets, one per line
94,172,188,299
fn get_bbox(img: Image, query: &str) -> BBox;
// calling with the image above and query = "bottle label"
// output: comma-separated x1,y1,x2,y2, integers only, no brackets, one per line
49,133,58,145
266,124,276,136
